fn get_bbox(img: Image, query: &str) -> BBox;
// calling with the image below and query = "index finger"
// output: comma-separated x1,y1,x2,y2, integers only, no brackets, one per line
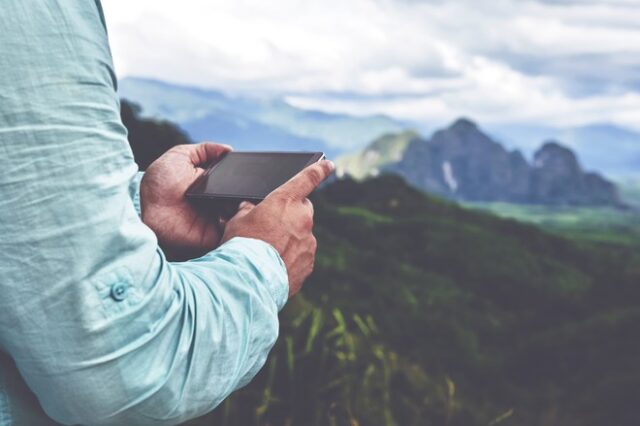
275,160,335,200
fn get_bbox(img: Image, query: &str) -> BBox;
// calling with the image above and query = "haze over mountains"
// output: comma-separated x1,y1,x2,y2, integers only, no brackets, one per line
118,77,403,159
339,119,621,207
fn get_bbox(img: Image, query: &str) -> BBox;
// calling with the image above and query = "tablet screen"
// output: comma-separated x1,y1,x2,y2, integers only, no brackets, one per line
188,151,323,200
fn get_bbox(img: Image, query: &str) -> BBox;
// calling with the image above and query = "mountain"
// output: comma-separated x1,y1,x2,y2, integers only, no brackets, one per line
120,100,192,170
335,130,420,179
118,77,403,156
389,119,533,203
530,142,619,206
487,123,640,178
343,118,621,206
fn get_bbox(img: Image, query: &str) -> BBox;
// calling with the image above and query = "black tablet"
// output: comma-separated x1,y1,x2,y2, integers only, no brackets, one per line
186,151,325,203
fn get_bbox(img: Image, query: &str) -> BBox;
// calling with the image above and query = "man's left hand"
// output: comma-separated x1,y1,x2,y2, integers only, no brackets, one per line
140,142,231,260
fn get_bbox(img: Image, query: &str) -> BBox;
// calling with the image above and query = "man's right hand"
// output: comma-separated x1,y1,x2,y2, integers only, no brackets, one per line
221,160,335,298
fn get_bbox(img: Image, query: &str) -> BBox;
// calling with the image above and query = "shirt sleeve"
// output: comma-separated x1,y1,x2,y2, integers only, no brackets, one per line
0,2,289,425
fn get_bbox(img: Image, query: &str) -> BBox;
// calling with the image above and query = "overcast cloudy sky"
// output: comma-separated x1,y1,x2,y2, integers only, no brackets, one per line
102,0,640,131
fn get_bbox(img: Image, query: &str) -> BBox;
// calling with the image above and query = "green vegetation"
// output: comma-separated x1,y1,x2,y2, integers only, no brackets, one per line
468,202,640,246
188,176,640,426
335,130,418,179
618,178,640,208
120,100,192,170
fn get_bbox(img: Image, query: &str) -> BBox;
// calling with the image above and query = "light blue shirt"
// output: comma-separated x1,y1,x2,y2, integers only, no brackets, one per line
0,1,288,424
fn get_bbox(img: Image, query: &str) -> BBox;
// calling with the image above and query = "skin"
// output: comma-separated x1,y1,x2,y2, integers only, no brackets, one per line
140,143,232,261
140,142,335,297
221,159,335,297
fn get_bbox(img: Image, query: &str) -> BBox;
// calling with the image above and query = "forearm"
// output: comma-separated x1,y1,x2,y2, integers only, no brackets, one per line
28,238,287,425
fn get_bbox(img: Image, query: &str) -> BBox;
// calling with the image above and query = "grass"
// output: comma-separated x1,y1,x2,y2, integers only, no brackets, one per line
336,206,394,225
618,179,640,208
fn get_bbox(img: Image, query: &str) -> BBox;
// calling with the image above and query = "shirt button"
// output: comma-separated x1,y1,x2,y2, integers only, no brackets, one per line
110,282,129,301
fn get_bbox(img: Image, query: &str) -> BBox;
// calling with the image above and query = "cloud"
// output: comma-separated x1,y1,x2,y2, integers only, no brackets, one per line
101,0,640,130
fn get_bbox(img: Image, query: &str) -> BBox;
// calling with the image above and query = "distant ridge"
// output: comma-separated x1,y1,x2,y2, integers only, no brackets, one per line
340,118,621,207
487,123,640,178
118,77,403,156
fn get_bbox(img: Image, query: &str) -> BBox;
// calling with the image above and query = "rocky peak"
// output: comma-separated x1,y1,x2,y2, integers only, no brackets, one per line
391,118,531,202
449,117,479,133
428,118,501,163
432,118,485,145
533,141,581,175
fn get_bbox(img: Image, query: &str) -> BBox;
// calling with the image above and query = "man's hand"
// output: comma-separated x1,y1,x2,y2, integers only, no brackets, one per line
140,143,231,260
221,160,335,298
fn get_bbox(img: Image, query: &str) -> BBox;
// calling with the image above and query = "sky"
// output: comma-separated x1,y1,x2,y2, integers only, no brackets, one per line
102,0,640,131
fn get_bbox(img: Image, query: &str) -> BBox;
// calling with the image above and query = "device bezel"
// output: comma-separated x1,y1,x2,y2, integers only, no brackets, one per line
185,151,325,201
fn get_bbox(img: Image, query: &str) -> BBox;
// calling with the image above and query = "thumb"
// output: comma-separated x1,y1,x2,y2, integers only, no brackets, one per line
186,142,232,167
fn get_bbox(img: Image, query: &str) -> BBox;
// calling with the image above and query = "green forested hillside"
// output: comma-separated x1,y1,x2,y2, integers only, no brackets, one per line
335,130,418,179
192,176,640,426
619,179,640,208
468,202,640,247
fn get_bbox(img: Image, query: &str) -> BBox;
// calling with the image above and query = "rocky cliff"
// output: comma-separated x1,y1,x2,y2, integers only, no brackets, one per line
341,118,621,206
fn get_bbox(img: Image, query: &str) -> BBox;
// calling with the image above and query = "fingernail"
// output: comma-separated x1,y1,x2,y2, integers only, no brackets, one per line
326,160,335,171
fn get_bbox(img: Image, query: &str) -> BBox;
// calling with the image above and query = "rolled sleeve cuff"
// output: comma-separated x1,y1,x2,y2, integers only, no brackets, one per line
217,237,289,311
129,171,144,217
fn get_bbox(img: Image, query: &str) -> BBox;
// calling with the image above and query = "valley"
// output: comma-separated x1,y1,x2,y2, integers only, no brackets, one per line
467,202,640,247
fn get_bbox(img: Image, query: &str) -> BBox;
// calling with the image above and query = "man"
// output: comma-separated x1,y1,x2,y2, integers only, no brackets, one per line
0,1,333,424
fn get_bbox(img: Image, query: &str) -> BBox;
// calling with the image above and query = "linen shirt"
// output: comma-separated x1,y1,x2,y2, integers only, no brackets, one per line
0,1,289,424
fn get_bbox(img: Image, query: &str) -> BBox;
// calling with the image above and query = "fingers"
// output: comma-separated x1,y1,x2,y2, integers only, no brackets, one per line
185,142,233,167
238,200,254,211
303,198,314,216
233,201,255,220
276,160,335,200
